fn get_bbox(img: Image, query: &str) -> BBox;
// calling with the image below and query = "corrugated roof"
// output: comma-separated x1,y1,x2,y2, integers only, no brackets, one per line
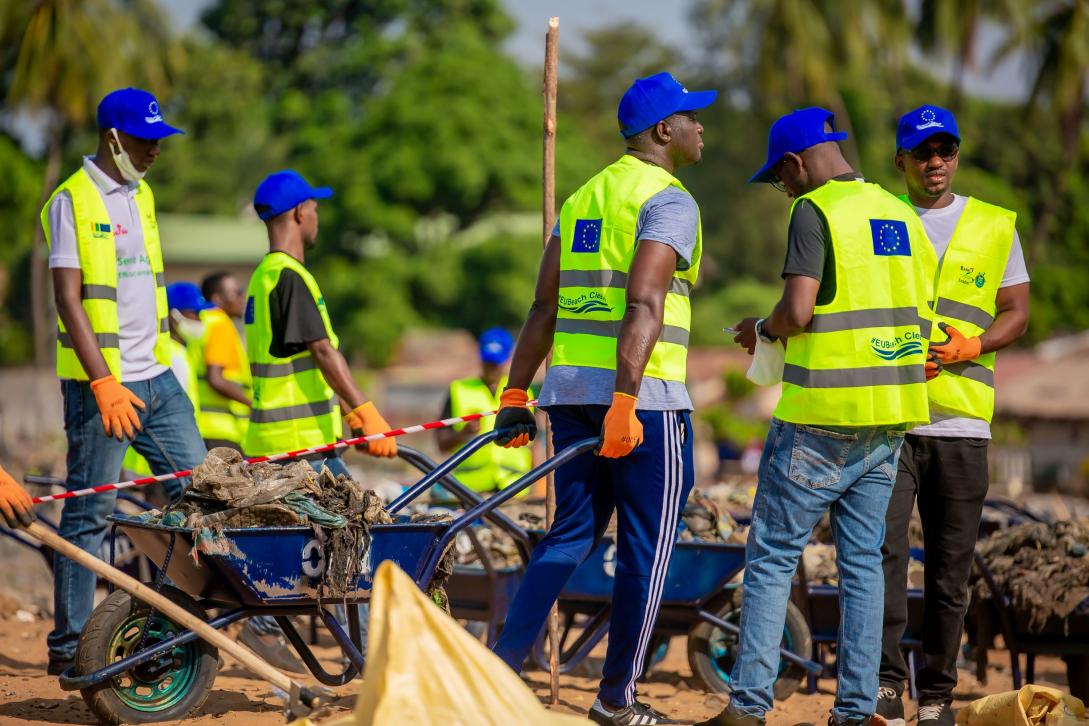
158,213,267,264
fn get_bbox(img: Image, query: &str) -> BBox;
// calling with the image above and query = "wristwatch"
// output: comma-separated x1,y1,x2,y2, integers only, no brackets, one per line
756,318,778,343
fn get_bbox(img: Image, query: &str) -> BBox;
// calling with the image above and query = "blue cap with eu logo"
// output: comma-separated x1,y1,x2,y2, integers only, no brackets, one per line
97,88,184,140
479,327,515,365
750,107,848,183
617,72,717,138
166,281,213,313
896,104,960,152
253,170,333,221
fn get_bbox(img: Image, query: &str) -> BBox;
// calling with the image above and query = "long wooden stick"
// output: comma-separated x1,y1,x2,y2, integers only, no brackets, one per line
25,522,321,711
541,15,561,707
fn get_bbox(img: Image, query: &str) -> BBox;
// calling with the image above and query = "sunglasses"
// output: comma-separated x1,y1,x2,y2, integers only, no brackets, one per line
905,142,959,163
770,159,788,192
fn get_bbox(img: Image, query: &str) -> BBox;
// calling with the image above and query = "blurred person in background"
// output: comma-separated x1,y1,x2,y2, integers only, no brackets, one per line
195,271,252,451
41,88,205,676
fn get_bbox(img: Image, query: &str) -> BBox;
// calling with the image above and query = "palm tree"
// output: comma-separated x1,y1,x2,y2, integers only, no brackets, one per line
0,0,177,365
993,0,1089,263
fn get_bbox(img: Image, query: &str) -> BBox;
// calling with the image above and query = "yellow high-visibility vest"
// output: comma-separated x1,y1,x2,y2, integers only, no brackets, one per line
551,155,701,383
40,168,170,380
243,253,341,456
448,375,532,493
194,308,251,445
775,180,936,428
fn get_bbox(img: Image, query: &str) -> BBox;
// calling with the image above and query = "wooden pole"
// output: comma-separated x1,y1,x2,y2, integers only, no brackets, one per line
24,522,324,711
541,15,561,708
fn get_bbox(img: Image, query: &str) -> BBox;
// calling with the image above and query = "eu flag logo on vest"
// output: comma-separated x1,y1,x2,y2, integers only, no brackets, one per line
572,218,602,253
91,222,112,240
870,219,910,256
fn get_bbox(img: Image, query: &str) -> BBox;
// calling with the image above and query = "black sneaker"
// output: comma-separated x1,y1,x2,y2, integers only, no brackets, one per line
875,685,905,726
827,717,888,726
694,707,765,726
917,702,954,726
588,698,685,725
47,655,74,676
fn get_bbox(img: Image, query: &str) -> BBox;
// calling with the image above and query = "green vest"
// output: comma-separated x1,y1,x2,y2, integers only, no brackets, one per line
122,339,199,476
449,376,532,493
775,180,936,428
242,253,342,456
911,196,1015,422
551,155,701,383
194,308,252,445
40,168,171,381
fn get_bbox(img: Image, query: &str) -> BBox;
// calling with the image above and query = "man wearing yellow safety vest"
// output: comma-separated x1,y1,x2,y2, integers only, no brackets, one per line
436,328,532,495
238,169,397,669
492,72,715,726
42,88,206,676
701,108,936,726
876,106,1030,726
196,271,251,451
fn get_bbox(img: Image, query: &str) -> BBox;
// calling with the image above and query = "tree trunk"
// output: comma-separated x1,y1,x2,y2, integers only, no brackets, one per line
31,120,63,367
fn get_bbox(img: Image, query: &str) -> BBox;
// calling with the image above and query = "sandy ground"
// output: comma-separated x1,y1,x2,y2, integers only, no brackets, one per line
0,607,1076,726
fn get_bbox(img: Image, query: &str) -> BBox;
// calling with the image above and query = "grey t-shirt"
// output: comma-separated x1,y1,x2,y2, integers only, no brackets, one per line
540,184,699,411
909,194,1029,439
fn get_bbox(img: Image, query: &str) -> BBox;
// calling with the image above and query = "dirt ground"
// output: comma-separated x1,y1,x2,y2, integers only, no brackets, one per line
0,607,1077,726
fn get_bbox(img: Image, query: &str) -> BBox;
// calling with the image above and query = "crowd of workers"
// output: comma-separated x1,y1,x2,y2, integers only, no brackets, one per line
0,67,1030,726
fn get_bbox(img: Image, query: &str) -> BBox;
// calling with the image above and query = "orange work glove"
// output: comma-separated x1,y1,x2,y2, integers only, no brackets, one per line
598,392,643,459
494,388,535,448
0,465,34,529
90,376,145,441
930,323,982,364
925,353,943,381
345,402,398,458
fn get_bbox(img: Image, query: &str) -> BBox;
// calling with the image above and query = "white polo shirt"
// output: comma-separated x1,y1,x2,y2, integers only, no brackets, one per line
47,157,166,382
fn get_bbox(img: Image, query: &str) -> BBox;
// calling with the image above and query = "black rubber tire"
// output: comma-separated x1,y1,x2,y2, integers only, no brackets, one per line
686,589,811,701
76,585,218,724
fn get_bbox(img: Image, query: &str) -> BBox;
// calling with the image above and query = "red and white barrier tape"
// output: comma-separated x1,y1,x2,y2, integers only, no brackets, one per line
30,401,538,505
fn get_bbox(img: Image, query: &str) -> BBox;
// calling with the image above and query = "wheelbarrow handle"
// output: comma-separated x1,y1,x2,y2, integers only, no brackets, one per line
696,608,823,676
414,437,601,588
387,430,500,514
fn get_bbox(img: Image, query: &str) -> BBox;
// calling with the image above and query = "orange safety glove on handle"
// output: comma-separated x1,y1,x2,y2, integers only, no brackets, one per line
598,392,643,459
345,402,398,458
925,352,943,381
0,465,34,529
90,376,145,441
494,388,535,448
930,323,982,364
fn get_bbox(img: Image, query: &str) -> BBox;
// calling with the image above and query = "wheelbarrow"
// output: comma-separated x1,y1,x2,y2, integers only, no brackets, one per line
394,447,819,700
58,430,596,724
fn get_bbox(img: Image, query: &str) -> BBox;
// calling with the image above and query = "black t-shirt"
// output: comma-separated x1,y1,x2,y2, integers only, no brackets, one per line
781,172,862,306
267,267,329,358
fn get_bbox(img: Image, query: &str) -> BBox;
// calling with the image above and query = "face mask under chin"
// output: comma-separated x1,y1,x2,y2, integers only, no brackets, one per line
171,310,204,342
110,129,146,182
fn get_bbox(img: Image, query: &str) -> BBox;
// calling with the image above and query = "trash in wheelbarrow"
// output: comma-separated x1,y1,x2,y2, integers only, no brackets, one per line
135,447,394,599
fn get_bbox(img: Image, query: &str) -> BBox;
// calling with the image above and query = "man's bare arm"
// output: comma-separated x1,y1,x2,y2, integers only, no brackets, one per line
307,338,367,411
206,365,252,406
614,240,678,396
52,268,111,380
979,282,1029,354
505,235,561,391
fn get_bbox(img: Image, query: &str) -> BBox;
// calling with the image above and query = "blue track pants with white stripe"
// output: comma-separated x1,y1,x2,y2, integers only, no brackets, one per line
492,404,695,707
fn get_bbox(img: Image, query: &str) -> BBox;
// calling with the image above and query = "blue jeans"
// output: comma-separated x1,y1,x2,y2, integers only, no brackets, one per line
49,372,206,660
729,418,904,723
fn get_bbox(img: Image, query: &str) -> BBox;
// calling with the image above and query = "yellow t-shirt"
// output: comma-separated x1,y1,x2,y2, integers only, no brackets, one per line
202,308,243,375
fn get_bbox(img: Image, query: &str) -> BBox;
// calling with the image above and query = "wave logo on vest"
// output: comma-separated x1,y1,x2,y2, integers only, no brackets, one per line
871,331,924,361
870,219,911,257
559,291,612,314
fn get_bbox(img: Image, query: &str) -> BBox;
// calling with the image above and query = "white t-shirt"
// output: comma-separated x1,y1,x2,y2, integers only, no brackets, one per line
47,157,166,382
910,194,1030,439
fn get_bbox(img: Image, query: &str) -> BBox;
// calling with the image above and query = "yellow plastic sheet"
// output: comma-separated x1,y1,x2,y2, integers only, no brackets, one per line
956,684,1089,726
296,560,587,726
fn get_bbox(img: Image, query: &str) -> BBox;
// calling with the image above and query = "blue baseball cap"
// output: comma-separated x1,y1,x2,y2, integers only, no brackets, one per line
617,72,717,138
253,170,333,221
897,104,960,152
479,327,514,365
166,282,212,313
97,88,184,140
750,107,848,183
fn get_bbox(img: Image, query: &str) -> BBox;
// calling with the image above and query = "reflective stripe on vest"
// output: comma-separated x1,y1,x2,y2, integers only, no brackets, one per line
448,376,532,494
194,308,252,445
40,168,171,381
913,196,1015,422
551,155,701,383
242,253,342,456
774,181,936,428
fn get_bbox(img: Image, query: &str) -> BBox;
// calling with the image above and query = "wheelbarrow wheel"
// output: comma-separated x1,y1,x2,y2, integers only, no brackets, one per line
76,585,218,724
687,589,810,701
